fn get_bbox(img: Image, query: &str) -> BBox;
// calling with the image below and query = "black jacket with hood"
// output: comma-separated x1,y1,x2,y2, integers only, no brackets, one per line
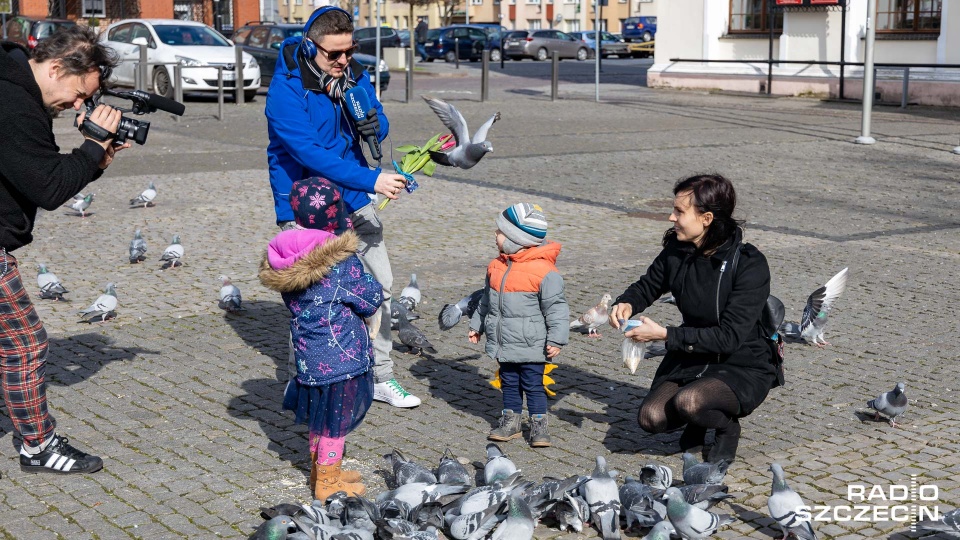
615,228,777,416
0,42,105,252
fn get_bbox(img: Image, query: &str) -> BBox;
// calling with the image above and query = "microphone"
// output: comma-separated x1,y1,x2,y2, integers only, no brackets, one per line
343,86,381,161
105,88,186,116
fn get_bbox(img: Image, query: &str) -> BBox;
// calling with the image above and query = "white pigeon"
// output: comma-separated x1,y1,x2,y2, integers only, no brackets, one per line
779,267,848,347
65,193,94,217
398,273,421,311
570,293,612,338
160,234,184,268
767,463,817,540
422,96,499,169
218,275,244,313
78,283,117,323
130,181,157,207
36,264,68,301
129,229,148,264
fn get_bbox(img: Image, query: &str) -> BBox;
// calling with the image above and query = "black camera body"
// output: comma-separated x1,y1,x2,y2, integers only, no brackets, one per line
77,89,185,146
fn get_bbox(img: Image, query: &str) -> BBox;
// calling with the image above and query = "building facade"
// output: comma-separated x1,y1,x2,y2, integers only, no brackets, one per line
649,0,957,106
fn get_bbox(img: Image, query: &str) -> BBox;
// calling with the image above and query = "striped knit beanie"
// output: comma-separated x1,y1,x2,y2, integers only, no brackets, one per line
496,203,548,254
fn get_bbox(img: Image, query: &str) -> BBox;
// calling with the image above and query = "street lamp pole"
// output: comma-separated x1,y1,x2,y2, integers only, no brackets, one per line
213,0,223,33
855,0,877,145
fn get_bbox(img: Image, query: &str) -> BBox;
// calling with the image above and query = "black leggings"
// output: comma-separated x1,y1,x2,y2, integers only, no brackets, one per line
637,378,740,433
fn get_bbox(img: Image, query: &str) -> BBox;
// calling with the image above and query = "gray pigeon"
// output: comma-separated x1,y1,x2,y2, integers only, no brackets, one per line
160,234,184,268
779,267,848,347
36,264,68,300
391,302,419,329
375,482,469,509
570,293,611,337
638,462,673,490
250,514,296,540
130,181,157,207
681,453,728,486
663,486,733,540
619,477,663,530
129,229,148,264
674,483,734,511
553,492,589,533
218,275,244,313
580,456,621,540
438,289,483,331
395,305,437,355
436,448,472,485
447,500,504,540
78,283,117,323
490,495,535,540
384,448,438,486
915,508,960,535
866,382,908,427
397,274,421,312
457,471,522,515
484,443,518,486
66,193,94,217
639,521,675,540
422,96,499,169
767,463,817,540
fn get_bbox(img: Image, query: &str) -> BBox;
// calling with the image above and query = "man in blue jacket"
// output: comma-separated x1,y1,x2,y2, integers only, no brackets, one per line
266,6,421,408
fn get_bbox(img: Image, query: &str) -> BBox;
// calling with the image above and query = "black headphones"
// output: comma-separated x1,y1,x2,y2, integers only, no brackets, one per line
300,6,354,59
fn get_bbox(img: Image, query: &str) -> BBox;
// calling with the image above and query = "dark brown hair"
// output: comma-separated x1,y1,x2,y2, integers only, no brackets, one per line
663,173,743,254
31,25,118,83
307,10,354,42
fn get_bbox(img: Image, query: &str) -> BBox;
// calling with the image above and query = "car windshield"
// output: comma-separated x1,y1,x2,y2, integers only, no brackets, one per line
285,28,304,39
426,29,440,39
154,24,231,46
36,21,76,38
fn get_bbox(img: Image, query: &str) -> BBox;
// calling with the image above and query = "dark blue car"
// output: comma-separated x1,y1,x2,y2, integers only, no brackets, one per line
423,25,488,62
621,16,657,42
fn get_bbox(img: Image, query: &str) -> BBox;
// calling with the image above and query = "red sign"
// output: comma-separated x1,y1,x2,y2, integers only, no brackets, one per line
776,0,802,4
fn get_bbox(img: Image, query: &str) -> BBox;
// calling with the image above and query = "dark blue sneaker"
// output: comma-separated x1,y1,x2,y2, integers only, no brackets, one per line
20,435,103,474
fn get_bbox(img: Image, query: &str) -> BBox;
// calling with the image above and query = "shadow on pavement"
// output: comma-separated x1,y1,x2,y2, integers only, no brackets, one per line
223,299,290,381
46,333,159,387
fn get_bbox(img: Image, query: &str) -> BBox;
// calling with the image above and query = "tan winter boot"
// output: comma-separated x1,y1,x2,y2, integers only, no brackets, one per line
315,461,366,501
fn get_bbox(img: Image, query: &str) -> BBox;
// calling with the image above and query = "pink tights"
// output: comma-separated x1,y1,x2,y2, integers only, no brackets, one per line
310,433,345,465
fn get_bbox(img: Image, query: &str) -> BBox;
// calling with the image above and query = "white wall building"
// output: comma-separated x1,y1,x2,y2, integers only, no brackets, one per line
649,0,958,106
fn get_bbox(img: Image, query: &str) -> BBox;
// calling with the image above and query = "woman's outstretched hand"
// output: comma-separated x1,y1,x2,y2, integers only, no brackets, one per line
624,316,668,342
609,302,633,329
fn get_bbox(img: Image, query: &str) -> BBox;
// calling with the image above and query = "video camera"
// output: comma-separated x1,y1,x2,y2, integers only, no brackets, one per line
76,89,186,146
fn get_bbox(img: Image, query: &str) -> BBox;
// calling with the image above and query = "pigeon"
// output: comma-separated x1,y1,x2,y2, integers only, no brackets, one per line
160,234,184,268
779,267,848,347
580,456,621,540
490,495,535,540
767,463,817,540
36,264,68,301
130,181,157,207
391,302,419,329
409,501,444,530
250,514,297,540
395,305,437,355
447,500,504,540
455,472,520,516
681,453,728,486
436,448,472,485
663,486,733,540
78,283,118,323
553,492,589,533
638,462,673,490
866,382,908,427
639,521,675,540
673,484,734,511
422,96,499,169
619,477,663,530
438,289,483,331
915,508,960,535
66,193,94,217
397,274,421,312
218,275,244,313
129,229,148,264
570,293,611,337
384,448,438,486
483,443,518,486
375,482,469,509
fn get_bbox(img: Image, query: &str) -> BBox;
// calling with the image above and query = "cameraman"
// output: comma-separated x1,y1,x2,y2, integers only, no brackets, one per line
0,27,127,475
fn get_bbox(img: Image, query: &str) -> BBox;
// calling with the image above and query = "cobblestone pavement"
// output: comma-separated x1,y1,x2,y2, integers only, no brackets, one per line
1,66,959,539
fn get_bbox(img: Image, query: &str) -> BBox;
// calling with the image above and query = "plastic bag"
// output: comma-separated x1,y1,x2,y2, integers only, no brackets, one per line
621,319,646,374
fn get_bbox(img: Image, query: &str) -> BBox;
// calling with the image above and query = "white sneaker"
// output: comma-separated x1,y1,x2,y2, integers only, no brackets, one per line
374,379,422,408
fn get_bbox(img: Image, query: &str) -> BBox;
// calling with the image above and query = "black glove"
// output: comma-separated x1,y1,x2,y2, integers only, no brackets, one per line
355,108,381,138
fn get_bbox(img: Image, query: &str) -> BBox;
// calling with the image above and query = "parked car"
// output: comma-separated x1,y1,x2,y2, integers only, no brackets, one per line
100,19,261,100
485,31,503,62
397,29,410,48
234,22,389,90
3,16,76,49
621,16,657,42
569,30,629,58
502,30,589,61
353,26,401,56
423,25,487,63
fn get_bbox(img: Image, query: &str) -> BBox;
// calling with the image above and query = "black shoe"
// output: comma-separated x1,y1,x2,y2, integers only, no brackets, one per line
20,435,103,474
678,424,707,452
707,419,741,464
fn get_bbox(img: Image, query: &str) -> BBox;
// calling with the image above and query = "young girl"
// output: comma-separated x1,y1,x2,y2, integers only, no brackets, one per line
259,177,382,499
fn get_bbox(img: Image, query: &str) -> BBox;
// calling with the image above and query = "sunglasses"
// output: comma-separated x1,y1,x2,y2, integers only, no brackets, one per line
317,41,359,62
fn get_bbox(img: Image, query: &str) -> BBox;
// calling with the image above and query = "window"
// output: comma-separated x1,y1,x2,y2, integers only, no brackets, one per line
567,19,580,31
877,0,941,32
233,26,252,44
108,23,132,43
267,27,286,49
528,20,542,29
130,24,154,47
729,0,783,33
82,0,105,17
295,0,302,4
247,26,270,48
472,0,483,4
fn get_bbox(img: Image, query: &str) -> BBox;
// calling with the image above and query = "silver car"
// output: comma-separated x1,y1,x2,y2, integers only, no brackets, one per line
502,30,590,61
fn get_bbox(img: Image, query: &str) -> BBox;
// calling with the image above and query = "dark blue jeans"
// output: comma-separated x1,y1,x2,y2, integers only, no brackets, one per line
499,362,546,415
416,43,428,61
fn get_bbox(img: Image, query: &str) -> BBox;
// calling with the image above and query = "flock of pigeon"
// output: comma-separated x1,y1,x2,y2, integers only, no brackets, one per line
250,442,959,540
39,182,245,320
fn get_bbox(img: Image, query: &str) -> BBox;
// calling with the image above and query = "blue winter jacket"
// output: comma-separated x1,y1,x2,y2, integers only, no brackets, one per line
265,12,389,221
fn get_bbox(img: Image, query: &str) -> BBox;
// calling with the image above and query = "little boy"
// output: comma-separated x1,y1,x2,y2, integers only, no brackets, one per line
468,203,569,447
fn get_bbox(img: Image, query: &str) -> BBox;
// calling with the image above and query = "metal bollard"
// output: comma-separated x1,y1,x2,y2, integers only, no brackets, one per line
217,66,225,120
173,64,183,122
481,49,489,102
138,44,148,91
901,67,909,109
551,51,559,101
406,48,414,104
455,38,460,69
235,44,245,105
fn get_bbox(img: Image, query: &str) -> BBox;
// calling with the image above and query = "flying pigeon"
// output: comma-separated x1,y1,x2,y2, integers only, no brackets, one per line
580,456,621,540
218,275,244,313
422,96,499,170
397,273,421,312
915,508,960,535
767,463,817,540
681,453,728,486
160,234,184,269
570,293,611,337
395,304,437,355
65,193,94,217
78,283,117,323
866,382,908,427
130,181,157,207
439,289,483,331
36,264,68,301
779,267,848,347
129,229,148,264
663,486,733,540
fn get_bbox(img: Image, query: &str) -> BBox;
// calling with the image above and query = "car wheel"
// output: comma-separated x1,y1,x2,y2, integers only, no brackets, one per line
444,50,457,63
576,48,588,61
642,31,653,42
490,48,501,62
152,67,173,99
244,89,258,101
535,48,548,61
